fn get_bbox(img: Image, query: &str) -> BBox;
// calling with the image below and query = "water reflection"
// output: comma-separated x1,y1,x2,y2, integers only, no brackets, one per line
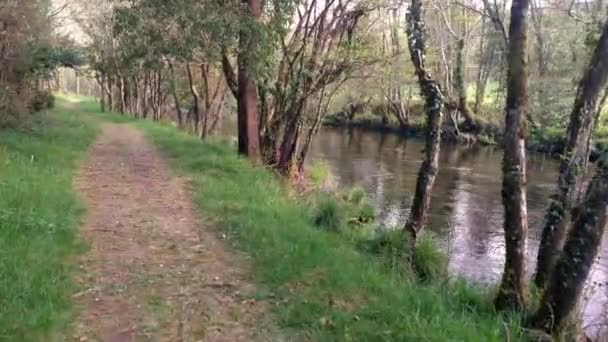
308,127,607,334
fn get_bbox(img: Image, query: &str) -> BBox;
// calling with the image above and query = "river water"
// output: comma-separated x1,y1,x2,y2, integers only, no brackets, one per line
308,127,608,336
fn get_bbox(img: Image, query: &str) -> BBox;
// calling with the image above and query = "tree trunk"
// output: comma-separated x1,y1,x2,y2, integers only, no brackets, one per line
403,0,444,245
533,18,608,289
119,75,126,114
186,64,201,134
236,0,262,162
474,16,494,115
155,70,163,121
106,76,114,113
527,160,608,335
97,72,106,112
142,72,150,119
454,39,477,131
494,0,531,311
76,73,80,95
132,74,140,118
209,90,227,135
168,62,183,128
276,107,303,174
388,9,409,129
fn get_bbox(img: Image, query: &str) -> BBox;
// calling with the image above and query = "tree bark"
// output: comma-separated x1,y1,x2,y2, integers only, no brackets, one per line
118,75,126,114
155,70,162,121
132,74,140,118
494,0,531,311
534,19,608,289
106,76,114,113
236,0,262,162
142,72,150,119
168,61,183,128
403,0,444,245
528,160,608,335
276,106,303,174
186,64,201,134
454,38,477,131
97,72,106,112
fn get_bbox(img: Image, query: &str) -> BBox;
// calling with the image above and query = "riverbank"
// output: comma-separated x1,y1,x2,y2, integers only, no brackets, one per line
324,114,608,157
0,102,97,339
71,98,526,340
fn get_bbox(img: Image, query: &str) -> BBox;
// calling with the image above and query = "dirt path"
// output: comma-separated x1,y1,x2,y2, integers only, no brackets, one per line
73,123,274,342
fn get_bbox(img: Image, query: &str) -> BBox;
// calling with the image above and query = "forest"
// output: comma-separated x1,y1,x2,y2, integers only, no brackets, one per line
2,0,608,340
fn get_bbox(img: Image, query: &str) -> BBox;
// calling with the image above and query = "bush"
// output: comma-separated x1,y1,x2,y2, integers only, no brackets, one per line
0,85,27,128
358,202,376,222
28,90,55,112
346,186,366,205
311,193,345,232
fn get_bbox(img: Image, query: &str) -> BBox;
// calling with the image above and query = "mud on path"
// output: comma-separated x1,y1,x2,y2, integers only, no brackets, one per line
73,123,274,342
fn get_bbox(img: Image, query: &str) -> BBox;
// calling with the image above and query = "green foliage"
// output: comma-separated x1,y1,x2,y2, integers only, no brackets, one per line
0,100,97,339
27,45,85,79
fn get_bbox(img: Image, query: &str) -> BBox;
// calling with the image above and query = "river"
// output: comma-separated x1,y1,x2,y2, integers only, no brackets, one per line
308,127,608,337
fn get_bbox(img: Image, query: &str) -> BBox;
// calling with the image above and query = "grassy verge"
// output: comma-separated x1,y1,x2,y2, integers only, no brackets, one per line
0,99,97,340
73,97,523,341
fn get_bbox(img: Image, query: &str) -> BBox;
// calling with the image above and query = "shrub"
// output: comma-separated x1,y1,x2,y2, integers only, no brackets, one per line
28,90,55,112
346,186,366,205
0,85,27,128
311,193,345,232
358,202,376,222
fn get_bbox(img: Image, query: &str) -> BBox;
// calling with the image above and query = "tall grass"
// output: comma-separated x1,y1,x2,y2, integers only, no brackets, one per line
113,108,526,341
0,100,97,340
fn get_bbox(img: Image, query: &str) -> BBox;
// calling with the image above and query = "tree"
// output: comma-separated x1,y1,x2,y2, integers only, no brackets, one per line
528,159,608,335
236,0,262,161
526,17,608,336
223,0,374,173
1,0,75,126
403,0,444,245
533,7,608,290
435,1,479,133
494,0,531,311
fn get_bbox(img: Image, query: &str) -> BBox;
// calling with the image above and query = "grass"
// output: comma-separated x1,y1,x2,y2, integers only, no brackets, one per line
0,99,97,340
66,102,524,341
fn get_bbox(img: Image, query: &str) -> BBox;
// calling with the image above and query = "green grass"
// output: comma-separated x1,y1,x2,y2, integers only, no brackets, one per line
0,99,97,340
70,104,522,341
